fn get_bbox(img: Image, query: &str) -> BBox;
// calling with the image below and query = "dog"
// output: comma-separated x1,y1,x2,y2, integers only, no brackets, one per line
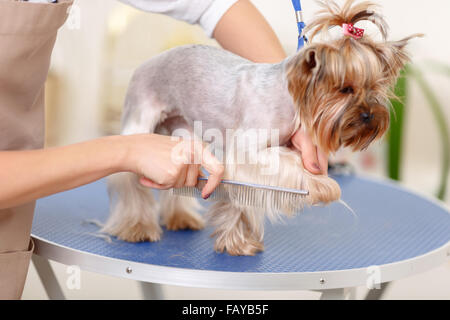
103,0,420,255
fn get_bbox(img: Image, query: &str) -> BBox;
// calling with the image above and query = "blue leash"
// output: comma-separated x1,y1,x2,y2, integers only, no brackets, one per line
291,0,308,50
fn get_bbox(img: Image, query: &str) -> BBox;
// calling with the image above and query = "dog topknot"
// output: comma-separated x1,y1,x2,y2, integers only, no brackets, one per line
306,0,389,41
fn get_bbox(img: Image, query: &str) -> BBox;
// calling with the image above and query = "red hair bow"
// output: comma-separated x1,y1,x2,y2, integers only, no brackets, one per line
342,23,364,39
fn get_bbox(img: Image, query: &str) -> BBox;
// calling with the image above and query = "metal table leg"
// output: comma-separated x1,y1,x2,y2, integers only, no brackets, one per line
319,287,356,300
365,282,390,300
140,282,164,300
32,254,66,300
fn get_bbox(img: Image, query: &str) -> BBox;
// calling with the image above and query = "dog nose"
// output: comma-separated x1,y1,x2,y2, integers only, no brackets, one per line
360,112,373,123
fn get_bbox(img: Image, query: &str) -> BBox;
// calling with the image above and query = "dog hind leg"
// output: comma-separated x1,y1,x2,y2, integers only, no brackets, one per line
104,102,164,242
159,190,205,231
207,201,265,256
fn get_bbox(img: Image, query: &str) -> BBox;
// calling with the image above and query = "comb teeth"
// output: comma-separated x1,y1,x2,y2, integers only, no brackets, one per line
173,180,308,214
173,180,230,201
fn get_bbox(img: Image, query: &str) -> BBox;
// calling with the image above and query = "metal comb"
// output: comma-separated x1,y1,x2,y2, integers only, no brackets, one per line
173,177,309,212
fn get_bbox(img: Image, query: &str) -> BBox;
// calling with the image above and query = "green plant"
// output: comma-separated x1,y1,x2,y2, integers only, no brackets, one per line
386,64,450,201
387,68,407,181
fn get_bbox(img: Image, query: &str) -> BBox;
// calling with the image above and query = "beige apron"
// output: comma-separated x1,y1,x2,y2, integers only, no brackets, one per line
0,0,72,299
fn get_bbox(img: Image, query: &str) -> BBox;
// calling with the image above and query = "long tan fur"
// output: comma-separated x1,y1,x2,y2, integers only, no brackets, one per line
207,147,341,256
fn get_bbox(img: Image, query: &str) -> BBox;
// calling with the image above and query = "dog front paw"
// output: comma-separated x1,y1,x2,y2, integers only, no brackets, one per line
213,233,264,256
112,223,163,243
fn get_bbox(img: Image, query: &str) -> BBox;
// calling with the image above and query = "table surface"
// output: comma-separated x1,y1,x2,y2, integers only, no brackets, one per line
31,174,450,290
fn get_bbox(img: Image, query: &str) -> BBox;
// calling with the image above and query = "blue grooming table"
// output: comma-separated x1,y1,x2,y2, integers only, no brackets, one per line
31,174,450,299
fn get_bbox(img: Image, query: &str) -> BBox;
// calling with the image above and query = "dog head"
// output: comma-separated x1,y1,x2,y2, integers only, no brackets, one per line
286,0,422,153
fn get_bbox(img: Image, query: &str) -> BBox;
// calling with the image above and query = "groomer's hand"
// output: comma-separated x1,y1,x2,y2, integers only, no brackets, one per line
125,134,224,199
290,128,329,175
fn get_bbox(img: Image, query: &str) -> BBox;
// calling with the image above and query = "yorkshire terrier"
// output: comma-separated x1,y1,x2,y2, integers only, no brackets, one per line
104,0,421,255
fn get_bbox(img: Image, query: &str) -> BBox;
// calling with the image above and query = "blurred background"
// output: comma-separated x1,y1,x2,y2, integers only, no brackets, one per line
24,0,450,299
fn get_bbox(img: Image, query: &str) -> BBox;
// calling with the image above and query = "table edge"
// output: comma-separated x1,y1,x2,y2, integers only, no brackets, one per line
31,235,450,291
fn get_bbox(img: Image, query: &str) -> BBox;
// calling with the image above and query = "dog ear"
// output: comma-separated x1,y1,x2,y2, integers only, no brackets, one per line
302,47,320,74
389,33,424,50
286,46,321,106
376,34,423,85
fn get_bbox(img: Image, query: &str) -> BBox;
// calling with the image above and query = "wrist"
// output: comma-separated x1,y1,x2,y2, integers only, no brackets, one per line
103,135,134,173
109,133,158,174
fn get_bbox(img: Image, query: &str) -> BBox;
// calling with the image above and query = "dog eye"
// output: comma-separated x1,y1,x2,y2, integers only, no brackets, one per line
340,86,354,94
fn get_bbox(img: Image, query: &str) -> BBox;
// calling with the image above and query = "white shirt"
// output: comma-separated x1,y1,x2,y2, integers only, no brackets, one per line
25,0,238,37
118,0,238,37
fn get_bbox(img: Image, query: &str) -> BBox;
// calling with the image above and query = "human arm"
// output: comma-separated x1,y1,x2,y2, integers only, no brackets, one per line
117,0,285,62
213,0,286,63
0,134,223,210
